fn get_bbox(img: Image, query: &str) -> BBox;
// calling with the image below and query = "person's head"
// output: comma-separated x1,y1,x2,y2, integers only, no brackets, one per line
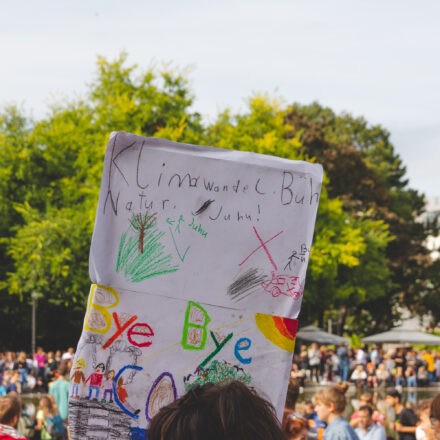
311,343,318,350
95,363,105,374
357,405,373,430
0,395,21,428
386,389,401,408
304,401,314,414
74,358,85,370
107,369,116,380
148,381,284,440
282,410,308,440
39,395,56,416
417,399,432,424
430,395,440,439
57,362,69,378
17,352,26,363
359,393,373,407
37,347,43,354
314,382,349,422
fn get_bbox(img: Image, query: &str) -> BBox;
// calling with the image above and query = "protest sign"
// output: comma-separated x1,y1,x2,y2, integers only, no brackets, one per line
69,284,298,439
69,132,323,439
90,132,323,318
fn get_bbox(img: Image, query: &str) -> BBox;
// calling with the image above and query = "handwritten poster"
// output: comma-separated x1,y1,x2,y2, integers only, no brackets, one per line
70,132,323,439
90,132,323,318
69,285,299,439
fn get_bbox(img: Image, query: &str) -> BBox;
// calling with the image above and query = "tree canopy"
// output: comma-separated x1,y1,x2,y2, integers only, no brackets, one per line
0,54,436,349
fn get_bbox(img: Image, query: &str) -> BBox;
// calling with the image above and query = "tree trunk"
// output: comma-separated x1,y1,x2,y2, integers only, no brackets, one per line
337,306,347,335
139,228,145,253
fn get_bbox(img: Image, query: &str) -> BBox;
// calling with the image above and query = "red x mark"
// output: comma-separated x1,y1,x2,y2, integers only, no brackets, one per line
238,227,283,270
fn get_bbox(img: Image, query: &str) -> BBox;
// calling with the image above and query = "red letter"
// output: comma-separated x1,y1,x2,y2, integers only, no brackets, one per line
127,323,154,348
102,312,138,350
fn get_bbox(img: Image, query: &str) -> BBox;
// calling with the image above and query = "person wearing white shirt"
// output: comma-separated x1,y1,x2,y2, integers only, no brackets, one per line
355,406,386,440
61,347,75,361
356,348,367,365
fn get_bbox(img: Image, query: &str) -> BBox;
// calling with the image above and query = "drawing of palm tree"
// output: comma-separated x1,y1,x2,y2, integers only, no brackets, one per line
129,211,157,253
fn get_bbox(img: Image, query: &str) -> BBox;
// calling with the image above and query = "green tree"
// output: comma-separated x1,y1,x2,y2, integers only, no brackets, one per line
286,102,436,332
0,54,203,348
0,55,429,348
203,95,392,328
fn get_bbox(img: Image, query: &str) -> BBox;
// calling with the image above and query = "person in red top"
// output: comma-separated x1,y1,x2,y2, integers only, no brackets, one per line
85,363,105,400
0,395,27,440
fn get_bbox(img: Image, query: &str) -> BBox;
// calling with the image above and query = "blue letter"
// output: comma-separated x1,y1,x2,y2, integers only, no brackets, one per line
234,338,252,364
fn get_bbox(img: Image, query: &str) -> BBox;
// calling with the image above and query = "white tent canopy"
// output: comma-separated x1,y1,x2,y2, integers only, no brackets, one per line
362,325,440,345
296,325,350,345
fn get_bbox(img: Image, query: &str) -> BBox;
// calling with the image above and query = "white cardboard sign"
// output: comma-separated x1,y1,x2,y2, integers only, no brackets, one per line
89,132,323,318
69,285,298,439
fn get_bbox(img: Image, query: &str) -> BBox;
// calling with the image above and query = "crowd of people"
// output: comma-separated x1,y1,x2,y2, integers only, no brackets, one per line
0,348,75,396
0,348,72,440
1,345,440,439
291,344,440,388
282,380,440,440
2,377,440,440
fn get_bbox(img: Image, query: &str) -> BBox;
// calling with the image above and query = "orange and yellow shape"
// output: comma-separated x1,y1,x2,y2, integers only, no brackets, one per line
255,313,298,352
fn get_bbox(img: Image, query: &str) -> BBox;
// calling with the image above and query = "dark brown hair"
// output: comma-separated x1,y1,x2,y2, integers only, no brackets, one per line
315,382,349,414
285,379,300,410
431,395,440,421
0,395,21,425
386,389,402,402
148,381,284,440
358,405,373,417
58,360,70,377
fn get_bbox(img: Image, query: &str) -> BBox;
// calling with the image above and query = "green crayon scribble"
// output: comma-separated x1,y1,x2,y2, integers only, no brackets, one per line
184,360,252,392
116,217,179,282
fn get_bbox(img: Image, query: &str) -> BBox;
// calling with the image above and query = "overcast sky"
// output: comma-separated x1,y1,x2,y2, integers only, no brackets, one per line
1,0,439,198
